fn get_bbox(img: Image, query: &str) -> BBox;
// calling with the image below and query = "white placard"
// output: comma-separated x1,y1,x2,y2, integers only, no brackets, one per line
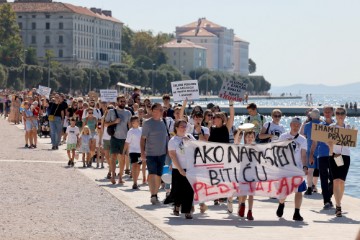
37,85,51,98
171,80,199,102
218,79,247,102
100,89,118,102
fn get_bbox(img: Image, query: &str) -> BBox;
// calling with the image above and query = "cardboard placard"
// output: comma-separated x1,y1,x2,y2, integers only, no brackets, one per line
218,79,247,102
100,89,118,102
88,91,99,102
37,85,51,99
171,80,199,102
311,123,357,147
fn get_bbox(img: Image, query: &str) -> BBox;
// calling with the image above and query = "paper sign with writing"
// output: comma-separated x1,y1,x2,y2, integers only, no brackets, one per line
218,79,247,102
171,80,199,102
100,89,118,102
183,140,304,203
311,124,357,147
37,85,51,98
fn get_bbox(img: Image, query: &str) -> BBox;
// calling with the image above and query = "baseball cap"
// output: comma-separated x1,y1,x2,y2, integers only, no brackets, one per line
310,108,320,119
290,117,302,124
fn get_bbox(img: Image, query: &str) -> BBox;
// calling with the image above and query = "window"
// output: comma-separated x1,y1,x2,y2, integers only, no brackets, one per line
32,15,36,18
18,22,22,29
58,49,63,58
45,36,50,44
183,51,186,56
46,22,50,29
59,16,63,18
46,15,50,19
32,22,36,29
58,35,63,44
173,60,176,65
31,36,36,44
173,51,176,56
18,16,22,19
59,22,63,29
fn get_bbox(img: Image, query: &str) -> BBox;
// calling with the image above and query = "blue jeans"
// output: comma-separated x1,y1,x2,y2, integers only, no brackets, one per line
49,116,62,147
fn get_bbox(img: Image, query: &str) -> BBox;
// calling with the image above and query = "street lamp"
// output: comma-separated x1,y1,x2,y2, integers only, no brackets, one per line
89,56,93,92
152,63,156,96
141,61,144,69
23,49,27,89
47,54,51,87
70,53,76,94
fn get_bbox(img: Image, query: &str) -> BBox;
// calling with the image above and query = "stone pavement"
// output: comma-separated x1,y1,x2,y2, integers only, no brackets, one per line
4,119,360,240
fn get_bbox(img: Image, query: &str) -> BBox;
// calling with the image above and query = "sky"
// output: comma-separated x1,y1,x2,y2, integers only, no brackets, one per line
10,0,360,86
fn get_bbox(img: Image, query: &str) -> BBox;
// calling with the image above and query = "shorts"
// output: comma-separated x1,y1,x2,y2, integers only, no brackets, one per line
329,155,350,181
296,180,307,193
103,139,110,151
110,137,125,154
307,153,319,169
25,120,37,131
67,143,77,151
129,153,141,164
146,154,166,176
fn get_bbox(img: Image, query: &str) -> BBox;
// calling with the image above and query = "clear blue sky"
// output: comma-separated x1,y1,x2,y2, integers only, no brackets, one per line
11,0,360,86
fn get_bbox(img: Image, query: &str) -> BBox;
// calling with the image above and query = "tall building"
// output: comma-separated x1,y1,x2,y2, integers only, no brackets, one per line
176,18,249,75
6,0,123,68
160,39,207,75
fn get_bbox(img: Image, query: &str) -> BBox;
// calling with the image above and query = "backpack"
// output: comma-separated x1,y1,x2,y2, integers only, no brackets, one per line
106,109,119,136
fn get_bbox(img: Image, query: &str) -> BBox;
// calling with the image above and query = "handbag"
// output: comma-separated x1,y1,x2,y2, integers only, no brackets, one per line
106,109,119,136
48,104,60,122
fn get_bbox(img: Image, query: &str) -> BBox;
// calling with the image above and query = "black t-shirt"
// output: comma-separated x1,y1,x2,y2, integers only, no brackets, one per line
67,107,77,118
49,102,65,117
208,125,229,143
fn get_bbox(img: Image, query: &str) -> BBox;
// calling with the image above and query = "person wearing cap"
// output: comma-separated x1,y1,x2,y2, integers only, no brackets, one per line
310,106,335,209
278,117,308,221
303,108,321,195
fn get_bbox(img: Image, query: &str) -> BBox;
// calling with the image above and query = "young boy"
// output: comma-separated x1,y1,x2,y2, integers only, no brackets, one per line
123,115,142,189
66,118,80,167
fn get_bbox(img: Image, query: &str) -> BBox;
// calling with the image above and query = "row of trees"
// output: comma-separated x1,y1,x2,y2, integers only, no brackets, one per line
0,3,270,95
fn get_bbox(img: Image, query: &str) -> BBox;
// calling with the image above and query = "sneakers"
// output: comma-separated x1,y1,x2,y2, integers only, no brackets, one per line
304,187,313,195
67,160,71,166
246,210,254,220
323,202,333,210
25,144,29,148
276,203,285,217
293,213,304,221
227,199,233,213
70,161,74,167
238,203,245,217
214,199,219,205
312,184,318,193
132,184,139,190
185,213,193,219
150,195,159,205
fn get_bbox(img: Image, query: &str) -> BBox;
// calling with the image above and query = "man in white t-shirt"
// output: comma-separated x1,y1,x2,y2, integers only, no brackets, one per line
277,117,308,221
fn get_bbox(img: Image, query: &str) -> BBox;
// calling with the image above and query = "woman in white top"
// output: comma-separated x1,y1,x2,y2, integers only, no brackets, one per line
328,107,351,217
168,119,196,219
258,109,285,142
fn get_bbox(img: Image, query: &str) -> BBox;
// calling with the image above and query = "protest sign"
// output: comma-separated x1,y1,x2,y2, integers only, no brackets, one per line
100,89,118,102
171,80,199,102
218,79,247,102
88,91,99,101
37,85,51,98
311,123,357,147
184,140,304,203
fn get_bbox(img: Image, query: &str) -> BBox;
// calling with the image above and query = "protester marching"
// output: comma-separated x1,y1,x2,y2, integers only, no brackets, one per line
1,80,357,223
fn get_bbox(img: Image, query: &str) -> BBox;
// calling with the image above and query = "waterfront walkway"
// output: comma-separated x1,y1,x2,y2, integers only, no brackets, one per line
1,119,360,240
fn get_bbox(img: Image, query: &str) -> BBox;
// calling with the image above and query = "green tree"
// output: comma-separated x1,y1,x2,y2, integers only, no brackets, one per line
25,65,43,88
25,47,39,65
0,64,7,87
249,58,256,74
121,51,134,67
0,4,23,67
198,73,216,94
133,55,153,69
122,25,134,54
131,31,156,59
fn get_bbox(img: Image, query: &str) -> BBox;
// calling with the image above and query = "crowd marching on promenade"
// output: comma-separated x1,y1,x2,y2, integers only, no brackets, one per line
0,87,353,221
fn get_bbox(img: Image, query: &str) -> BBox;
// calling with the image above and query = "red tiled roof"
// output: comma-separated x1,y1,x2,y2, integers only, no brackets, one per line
180,18,223,29
179,28,217,37
161,39,206,49
9,2,122,24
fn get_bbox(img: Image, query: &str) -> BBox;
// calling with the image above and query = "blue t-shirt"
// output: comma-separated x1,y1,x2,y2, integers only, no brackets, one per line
303,119,321,158
316,120,335,157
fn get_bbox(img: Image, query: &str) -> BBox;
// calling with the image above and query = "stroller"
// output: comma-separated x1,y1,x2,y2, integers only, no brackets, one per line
38,114,50,138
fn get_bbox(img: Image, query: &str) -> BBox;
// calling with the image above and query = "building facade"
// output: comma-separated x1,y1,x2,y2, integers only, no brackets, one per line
160,39,207,75
176,18,249,75
7,0,123,68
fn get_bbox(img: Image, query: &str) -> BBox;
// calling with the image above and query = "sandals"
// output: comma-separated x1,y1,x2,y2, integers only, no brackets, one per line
173,205,180,216
335,206,342,217
106,172,111,179
185,213,193,219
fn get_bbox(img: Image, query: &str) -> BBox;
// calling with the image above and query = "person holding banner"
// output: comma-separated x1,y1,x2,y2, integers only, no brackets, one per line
278,117,308,221
327,107,351,218
168,119,196,219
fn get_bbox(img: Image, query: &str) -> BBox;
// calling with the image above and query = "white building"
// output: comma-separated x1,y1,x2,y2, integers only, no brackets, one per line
8,0,123,68
160,39,207,75
176,18,249,75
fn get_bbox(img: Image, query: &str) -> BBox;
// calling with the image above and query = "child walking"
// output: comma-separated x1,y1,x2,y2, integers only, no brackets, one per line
66,118,80,167
123,116,142,189
79,126,92,168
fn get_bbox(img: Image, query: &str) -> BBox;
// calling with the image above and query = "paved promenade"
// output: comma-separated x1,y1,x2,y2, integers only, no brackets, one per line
1,118,360,240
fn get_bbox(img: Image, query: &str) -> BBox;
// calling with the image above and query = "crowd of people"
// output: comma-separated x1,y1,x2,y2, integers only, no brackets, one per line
2,87,352,221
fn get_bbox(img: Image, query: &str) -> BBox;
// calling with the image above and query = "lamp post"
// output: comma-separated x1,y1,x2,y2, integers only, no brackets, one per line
47,55,51,88
23,49,27,90
141,61,144,69
70,53,76,94
152,63,156,96
89,56,93,92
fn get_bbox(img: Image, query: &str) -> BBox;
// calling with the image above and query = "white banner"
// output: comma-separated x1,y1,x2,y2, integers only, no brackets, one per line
100,89,118,102
218,79,247,102
37,85,51,99
171,80,199,102
184,140,304,203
